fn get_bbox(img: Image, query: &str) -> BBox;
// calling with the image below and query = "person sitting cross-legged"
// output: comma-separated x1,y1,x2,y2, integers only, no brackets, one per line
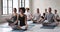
16,7,28,31
37,13,46,24
42,7,59,26
6,8,19,30
24,8,32,21
54,9,60,22
36,9,48,24
32,8,41,23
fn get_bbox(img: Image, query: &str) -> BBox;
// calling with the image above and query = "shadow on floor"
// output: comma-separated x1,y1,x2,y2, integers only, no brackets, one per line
9,30,24,32
40,26,56,29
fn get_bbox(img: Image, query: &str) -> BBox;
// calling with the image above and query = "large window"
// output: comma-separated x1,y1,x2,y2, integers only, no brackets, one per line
3,0,29,15
20,0,25,7
13,0,18,13
3,0,13,15
8,0,13,14
3,0,7,14
25,0,29,8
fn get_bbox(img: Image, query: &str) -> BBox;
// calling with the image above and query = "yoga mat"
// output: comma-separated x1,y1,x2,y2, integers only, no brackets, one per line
0,22,35,32
40,26,56,29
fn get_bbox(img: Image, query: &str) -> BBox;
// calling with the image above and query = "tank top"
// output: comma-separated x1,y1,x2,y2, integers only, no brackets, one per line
12,15,18,25
12,15,17,21
18,14,26,26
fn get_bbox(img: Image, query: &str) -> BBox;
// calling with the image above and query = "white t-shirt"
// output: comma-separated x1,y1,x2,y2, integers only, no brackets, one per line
24,11,31,20
33,13,41,20
54,13,59,19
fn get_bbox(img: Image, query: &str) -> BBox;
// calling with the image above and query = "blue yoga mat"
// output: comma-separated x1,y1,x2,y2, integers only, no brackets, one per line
0,23,35,32
40,25,56,29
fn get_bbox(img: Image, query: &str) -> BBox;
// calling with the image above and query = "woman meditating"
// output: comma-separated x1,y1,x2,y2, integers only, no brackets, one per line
6,8,18,30
17,7,28,31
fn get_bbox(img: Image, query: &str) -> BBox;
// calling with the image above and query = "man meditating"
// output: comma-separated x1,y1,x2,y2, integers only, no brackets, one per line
42,7,58,26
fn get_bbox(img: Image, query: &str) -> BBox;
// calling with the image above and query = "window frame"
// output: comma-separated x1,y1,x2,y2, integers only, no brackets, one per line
3,0,29,15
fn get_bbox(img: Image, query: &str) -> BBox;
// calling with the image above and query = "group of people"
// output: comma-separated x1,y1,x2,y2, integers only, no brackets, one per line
6,7,60,31
6,7,28,31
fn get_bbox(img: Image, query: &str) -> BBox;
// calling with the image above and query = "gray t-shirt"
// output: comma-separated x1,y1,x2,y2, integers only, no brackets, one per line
45,13,55,23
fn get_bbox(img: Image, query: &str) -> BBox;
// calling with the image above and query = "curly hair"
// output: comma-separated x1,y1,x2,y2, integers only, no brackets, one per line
19,7,25,13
